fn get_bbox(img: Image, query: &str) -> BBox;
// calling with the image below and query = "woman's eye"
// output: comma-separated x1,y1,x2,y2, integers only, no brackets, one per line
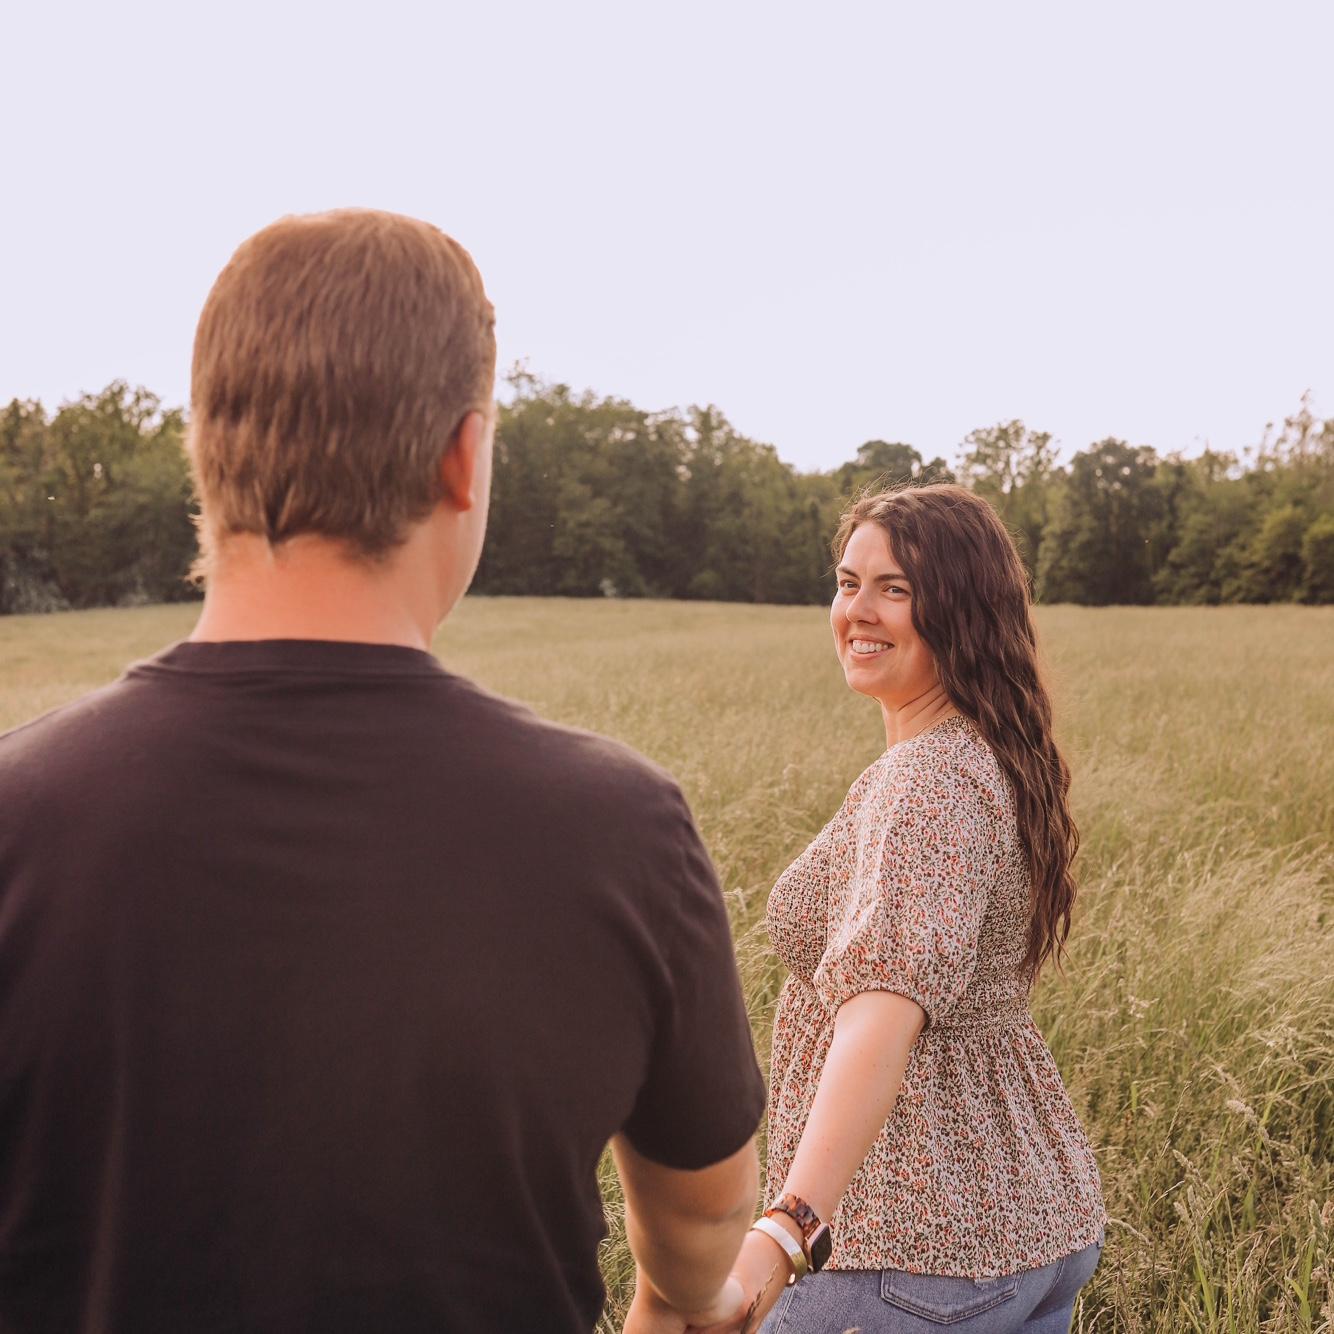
838,579,857,590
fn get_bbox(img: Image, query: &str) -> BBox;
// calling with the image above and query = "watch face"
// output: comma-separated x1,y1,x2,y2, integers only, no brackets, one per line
809,1223,833,1272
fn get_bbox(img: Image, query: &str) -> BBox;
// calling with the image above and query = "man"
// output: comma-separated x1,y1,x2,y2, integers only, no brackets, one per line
0,210,764,1332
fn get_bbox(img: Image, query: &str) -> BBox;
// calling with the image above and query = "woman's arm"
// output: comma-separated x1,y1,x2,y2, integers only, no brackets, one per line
701,990,924,1333
780,988,923,1221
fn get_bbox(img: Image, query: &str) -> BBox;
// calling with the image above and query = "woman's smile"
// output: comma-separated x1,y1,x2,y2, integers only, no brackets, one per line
848,638,892,657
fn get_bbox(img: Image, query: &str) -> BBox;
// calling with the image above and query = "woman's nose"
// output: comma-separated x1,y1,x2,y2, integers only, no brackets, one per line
846,584,878,623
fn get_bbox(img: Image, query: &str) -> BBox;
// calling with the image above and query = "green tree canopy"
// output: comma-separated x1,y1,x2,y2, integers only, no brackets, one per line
1037,440,1165,605
0,383,196,613
3,377,1332,611
956,420,1057,574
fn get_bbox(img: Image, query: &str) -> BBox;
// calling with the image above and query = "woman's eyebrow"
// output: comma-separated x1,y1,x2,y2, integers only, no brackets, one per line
836,565,911,583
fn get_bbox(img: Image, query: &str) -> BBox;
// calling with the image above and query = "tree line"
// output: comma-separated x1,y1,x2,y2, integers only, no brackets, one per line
2,373,1332,614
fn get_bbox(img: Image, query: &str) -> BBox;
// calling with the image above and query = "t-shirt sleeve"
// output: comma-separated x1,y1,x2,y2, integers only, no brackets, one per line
620,791,766,1170
812,770,996,1029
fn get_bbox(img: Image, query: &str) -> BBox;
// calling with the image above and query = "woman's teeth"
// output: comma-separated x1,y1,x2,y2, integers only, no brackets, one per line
851,639,890,655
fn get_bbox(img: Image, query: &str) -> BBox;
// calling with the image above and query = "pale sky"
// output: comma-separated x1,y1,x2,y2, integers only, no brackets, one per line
4,1,1331,472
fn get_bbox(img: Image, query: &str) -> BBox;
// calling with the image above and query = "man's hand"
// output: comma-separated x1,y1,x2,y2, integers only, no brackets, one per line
622,1266,746,1334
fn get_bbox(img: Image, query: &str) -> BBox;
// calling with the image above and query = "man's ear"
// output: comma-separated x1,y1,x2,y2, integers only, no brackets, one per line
438,410,487,512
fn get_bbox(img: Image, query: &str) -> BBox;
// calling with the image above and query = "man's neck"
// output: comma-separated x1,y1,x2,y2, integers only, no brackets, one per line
190,534,438,652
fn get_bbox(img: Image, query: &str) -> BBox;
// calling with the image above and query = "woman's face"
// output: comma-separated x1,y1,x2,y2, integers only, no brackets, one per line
830,522,939,708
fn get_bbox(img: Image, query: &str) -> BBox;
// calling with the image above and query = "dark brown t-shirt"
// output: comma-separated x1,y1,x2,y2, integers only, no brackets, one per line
0,639,765,1334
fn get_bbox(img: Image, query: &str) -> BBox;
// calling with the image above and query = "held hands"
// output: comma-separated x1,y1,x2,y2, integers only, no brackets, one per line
689,1227,792,1334
622,1226,795,1334
621,1266,746,1334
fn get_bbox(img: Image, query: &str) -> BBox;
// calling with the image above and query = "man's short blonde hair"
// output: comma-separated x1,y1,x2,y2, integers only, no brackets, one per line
189,208,496,563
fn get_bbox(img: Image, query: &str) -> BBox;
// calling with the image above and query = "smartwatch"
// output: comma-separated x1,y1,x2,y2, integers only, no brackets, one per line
764,1194,833,1275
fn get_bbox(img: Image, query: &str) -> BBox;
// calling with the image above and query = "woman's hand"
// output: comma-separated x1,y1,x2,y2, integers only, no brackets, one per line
622,1265,746,1334
688,1227,793,1334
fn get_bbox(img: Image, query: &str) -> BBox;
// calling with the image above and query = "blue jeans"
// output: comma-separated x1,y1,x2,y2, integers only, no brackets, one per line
758,1235,1103,1332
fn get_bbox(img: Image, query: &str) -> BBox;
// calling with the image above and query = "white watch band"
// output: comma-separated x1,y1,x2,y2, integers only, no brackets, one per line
750,1216,808,1284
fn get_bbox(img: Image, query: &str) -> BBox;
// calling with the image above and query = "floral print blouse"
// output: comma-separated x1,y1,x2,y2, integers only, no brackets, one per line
764,714,1106,1277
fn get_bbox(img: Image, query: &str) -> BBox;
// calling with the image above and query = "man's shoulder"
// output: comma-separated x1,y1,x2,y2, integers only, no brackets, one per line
458,677,682,810
0,652,687,836
0,670,161,799
0,679,128,766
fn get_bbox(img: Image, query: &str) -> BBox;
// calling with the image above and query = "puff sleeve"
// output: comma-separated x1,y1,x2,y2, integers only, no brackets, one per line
812,770,996,1028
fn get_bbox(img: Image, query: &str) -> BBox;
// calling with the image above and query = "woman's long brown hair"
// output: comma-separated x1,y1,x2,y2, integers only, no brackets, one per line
833,484,1079,984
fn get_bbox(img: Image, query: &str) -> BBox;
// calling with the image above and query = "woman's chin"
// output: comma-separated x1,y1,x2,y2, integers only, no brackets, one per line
842,668,885,700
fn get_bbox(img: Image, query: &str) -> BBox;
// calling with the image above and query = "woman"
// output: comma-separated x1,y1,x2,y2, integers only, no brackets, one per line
718,485,1106,1333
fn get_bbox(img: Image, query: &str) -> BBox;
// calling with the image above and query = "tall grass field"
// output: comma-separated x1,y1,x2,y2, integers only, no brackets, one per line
2,600,1331,1331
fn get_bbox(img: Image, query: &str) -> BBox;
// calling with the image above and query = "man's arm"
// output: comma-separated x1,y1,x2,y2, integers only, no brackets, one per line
613,1132,758,1327
613,785,766,1330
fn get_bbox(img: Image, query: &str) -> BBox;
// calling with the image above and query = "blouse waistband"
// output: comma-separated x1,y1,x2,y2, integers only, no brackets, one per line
925,996,1033,1036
